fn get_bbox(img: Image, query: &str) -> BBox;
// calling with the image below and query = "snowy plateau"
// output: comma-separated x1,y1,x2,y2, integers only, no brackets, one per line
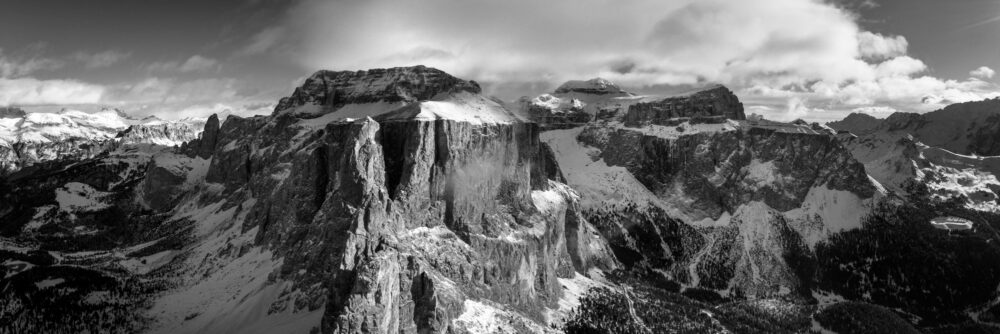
2,66,1000,334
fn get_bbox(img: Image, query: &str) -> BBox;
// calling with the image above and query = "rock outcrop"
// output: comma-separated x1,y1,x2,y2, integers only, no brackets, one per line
135,66,617,333
273,65,482,114
623,85,745,126
114,122,203,147
580,125,874,219
7,66,959,333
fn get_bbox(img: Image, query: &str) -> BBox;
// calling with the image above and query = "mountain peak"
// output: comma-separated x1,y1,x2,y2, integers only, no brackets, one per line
826,112,884,135
97,106,132,119
274,65,482,114
554,77,627,95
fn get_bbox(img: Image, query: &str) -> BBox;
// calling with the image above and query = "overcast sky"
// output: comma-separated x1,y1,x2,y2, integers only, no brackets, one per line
1,0,998,121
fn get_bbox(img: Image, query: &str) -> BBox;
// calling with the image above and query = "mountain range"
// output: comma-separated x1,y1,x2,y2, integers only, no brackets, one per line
1,66,999,334
0,107,205,176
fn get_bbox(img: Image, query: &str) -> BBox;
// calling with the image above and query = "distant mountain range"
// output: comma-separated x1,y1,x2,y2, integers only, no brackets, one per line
828,98,1000,212
0,107,204,175
2,66,1000,334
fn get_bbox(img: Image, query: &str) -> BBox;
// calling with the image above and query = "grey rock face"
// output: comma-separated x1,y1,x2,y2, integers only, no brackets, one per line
197,114,220,158
112,122,202,147
1,139,110,176
166,69,616,332
273,66,482,113
552,119,874,300
517,98,592,130
623,85,745,126
580,125,873,219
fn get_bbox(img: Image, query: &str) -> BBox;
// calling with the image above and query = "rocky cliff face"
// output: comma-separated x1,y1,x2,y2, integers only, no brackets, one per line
274,65,482,114
544,118,875,300
119,66,616,334
623,85,745,126
7,67,990,334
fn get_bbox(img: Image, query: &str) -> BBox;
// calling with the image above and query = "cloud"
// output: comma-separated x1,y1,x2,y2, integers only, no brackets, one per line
146,55,219,72
96,76,276,120
72,50,131,68
266,0,997,120
971,66,996,79
874,56,927,77
107,77,241,104
857,32,908,60
0,49,64,78
0,77,104,105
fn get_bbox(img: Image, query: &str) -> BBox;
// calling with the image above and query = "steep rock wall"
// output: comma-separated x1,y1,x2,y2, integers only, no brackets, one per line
179,105,614,333
623,86,745,126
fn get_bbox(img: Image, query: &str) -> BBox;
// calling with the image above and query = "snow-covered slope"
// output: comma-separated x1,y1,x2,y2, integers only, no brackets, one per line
830,98,1000,212
540,87,874,300
0,108,203,175
5,66,988,334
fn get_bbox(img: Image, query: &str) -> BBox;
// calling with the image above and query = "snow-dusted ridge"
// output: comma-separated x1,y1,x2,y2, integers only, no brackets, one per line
0,108,205,175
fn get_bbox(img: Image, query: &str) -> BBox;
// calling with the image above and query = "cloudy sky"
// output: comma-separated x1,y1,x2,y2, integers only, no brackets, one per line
1,0,998,121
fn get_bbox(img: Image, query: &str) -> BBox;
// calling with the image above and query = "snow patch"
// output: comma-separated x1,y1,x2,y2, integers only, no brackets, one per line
55,182,110,212
545,272,607,327
784,184,869,247
746,159,778,188
454,299,548,334
35,278,66,289
540,127,663,210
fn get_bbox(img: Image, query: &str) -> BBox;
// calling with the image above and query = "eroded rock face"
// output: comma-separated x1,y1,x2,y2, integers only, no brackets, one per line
623,86,745,126
1,140,110,176
580,125,874,220
274,66,482,114
543,117,875,300
691,203,815,299
155,67,617,333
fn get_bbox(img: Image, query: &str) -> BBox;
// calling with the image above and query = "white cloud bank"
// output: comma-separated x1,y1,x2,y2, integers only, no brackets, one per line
0,77,104,105
0,47,105,106
251,0,998,121
971,66,996,79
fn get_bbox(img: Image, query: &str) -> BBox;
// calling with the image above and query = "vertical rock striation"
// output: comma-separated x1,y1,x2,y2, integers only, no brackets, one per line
167,66,615,333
